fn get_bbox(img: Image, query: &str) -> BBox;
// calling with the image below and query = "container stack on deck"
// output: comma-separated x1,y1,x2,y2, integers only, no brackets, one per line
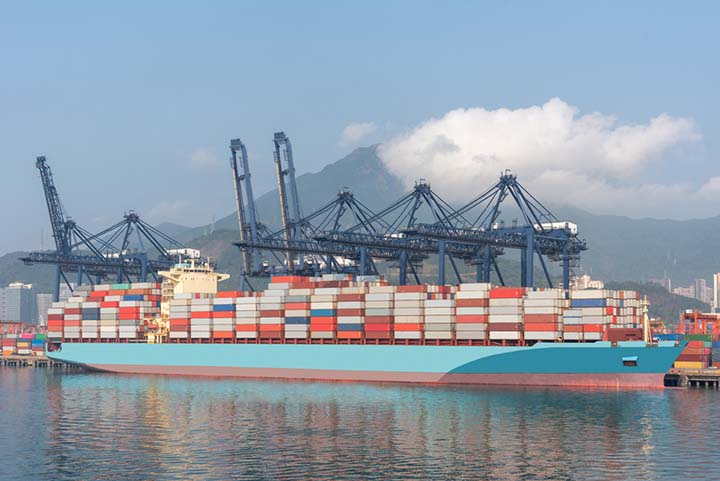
45,283,161,341
35,275,654,346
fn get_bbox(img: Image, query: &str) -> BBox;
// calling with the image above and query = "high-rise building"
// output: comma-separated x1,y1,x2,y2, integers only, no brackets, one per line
648,276,672,292
695,278,708,304
0,283,36,324
713,273,720,311
36,293,53,327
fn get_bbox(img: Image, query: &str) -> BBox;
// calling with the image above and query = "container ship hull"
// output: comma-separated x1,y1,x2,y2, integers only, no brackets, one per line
49,341,683,389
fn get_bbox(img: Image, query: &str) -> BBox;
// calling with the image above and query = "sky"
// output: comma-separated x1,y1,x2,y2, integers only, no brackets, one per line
1,1,718,254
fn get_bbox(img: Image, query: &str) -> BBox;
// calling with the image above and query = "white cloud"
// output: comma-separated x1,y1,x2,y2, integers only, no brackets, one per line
339,122,377,147
378,98,706,218
190,147,219,167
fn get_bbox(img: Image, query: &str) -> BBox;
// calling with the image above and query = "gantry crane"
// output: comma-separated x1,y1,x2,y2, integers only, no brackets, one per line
21,156,203,300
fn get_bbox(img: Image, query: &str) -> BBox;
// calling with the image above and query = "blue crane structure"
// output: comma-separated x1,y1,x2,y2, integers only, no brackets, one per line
21,156,202,301
230,138,262,276
272,132,303,267
401,171,587,288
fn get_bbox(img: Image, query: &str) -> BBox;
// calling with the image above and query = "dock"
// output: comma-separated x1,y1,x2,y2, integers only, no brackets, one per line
1,355,76,370
665,369,720,389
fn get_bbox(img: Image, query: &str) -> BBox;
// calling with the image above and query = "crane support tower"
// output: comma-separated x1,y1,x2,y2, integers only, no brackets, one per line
273,132,302,269
230,138,260,274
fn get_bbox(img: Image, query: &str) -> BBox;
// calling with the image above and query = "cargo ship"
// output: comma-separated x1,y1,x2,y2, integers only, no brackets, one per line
47,259,684,389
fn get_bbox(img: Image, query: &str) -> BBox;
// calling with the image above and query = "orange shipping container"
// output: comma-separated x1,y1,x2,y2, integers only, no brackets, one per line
489,287,525,299
394,323,423,331
337,331,363,339
456,315,489,324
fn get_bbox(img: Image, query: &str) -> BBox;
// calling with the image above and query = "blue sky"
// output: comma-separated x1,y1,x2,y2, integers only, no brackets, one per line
1,1,718,253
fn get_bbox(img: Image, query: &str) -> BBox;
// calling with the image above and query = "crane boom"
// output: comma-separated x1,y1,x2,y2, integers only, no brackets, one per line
35,156,72,254
230,139,251,273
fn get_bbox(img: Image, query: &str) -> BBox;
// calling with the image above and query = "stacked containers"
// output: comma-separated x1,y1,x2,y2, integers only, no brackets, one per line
259,287,285,339
424,285,455,341
284,288,312,340
455,283,490,341
336,288,365,340
63,300,82,340
394,286,427,340
169,297,191,340
674,339,710,369
212,296,235,340
100,299,119,340
488,287,525,341
31,334,46,355
235,296,260,339
190,298,212,339
365,286,394,340
47,305,64,340
310,288,339,339
524,289,564,341
568,289,609,341
2,336,16,355
81,301,100,339
16,334,32,355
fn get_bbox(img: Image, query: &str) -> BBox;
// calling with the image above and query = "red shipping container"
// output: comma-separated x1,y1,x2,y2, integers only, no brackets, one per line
337,331,363,339
63,321,81,327
259,330,283,339
217,291,242,298
583,324,604,333
397,285,428,293
64,308,81,315
563,325,582,332
119,313,140,320
311,316,337,323
259,324,284,331
47,320,64,329
487,322,523,331
100,302,119,308
337,309,364,316
524,323,558,331
272,275,307,283
170,325,189,332
212,331,234,339
394,323,423,331
191,311,212,319
456,315,488,323
364,324,392,332
285,302,311,310
47,314,64,321
365,331,392,339
456,299,489,307
260,310,284,317
337,294,364,302
235,323,258,331
212,311,234,319
364,316,394,323
489,287,525,299
310,323,336,331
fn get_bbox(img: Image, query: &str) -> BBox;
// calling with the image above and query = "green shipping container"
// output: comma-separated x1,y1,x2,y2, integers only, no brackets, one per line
684,334,712,342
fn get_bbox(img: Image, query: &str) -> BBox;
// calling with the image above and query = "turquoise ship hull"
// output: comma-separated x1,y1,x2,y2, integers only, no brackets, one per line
48,341,683,388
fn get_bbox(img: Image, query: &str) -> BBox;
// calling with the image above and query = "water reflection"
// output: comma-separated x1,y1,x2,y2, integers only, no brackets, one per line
0,368,718,481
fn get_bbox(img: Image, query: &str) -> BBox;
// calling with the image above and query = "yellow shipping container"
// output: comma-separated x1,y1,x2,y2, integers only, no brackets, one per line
674,361,705,369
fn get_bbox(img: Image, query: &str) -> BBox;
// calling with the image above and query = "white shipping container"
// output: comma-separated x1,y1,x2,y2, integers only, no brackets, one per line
394,331,422,339
457,282,492,291
488,306,523,315
212,298,235,305
310,331,334,339
455,291,489,300
394,292,426,300
235,297,260,305
524,332,560,341
424,315,454,323
423,307,455,316
263,290,288,297
366,293,394,301
489,331,522,340
456,331,487,340
488,314,523,323
456,307,488,316
570,289,609,299
314,288,341,295
285,310,311,317
455,323,488,332
394,308,423,316
288,288,313,296
284,330,309,338
259,317,285,324
365,308,393,316
258,303,284,311
393,300,424,308
523,307,562,315
424,322,454,332
425,331,453,340
337,301,364,309
236,331,258,338
424,299,455,308
235,311,260,319
310,302,336,310
367,286,397,294
310,295,337,302
489,299,523,307
337,316,364,323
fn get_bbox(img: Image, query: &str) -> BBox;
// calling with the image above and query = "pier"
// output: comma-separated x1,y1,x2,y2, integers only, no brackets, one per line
665,369,720,389
1,355,75,370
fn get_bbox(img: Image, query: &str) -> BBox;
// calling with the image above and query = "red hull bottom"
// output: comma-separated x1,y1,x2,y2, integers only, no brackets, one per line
86,364,667,389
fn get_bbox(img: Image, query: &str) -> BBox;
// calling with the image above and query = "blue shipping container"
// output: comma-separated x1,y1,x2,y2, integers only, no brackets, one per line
123,295,145,301
212,304,235,312
310,309,336,317
285,317,311,325
337,323,364,332
570,299,606,308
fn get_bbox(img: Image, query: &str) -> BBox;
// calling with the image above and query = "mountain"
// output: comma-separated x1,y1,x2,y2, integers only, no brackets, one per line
0,251,57,294
174,145,406,242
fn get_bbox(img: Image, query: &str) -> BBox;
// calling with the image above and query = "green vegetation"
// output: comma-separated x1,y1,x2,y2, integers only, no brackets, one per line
605,280,710,328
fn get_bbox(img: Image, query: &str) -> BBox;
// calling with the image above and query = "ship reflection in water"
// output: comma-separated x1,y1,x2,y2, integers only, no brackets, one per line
0,368,717,481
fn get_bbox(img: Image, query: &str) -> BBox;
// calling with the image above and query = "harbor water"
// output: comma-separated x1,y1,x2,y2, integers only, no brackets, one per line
1,367,718,481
